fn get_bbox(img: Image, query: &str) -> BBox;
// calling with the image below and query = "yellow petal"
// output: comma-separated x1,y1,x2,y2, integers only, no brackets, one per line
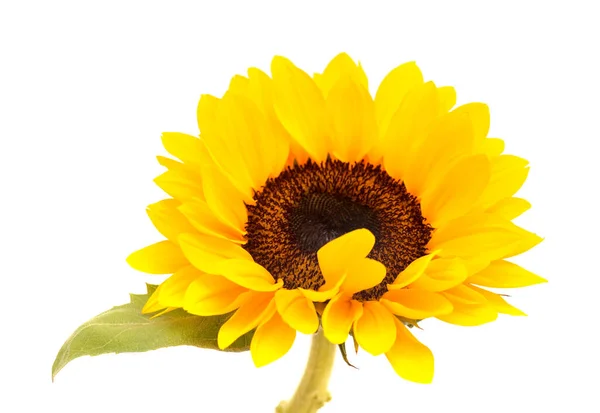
321,293,363,344
409,257,468,292
468,260,547,288
437,86,456,113
157,265,201,308
299,275,346,302
271,56,329,162
468,284,526,316
314,52,368,98
453,102,490,144
184,273,249,316
442,284,487,304
179,233,252,274
373,62,424,147
326,77,377,162
386,318,434,384
482,138,505,157
420,154,491,227
429,213,542,261
462,257,491,277
146,199,197,244
245,68,291,176
389,252,438,289
251,311,296,367
405,106,477,196
154,169,203,202
178,199,244,243
156,155,183,171
218,292,275,349
215,259,282,292
274,289,319,334
381,289,453,319
317,228,375,287
436,299,497,326
127,240,189,275
478,155,530,209
201,164,248,231
228,74,249,95
161,132,206,166
382,82,440,185
485,197,531,220
142,285,168,314
220,93,286,188
197,95,255,199
354,301,396,355
149,307,176,319
342,258,387,295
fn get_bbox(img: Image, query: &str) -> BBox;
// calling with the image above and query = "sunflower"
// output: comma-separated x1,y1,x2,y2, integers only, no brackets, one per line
127,53,544,383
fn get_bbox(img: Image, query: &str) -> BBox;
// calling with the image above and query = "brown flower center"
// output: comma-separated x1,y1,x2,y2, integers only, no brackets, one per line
243,159,432,301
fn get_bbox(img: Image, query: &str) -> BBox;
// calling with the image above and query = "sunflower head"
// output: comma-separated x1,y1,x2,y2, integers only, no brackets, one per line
127,52,544,383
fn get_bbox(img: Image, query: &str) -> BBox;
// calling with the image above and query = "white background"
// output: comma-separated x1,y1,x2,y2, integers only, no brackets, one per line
1,1,599,412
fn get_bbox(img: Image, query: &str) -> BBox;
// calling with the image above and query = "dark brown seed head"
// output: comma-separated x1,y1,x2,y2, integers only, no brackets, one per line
243,159,433,301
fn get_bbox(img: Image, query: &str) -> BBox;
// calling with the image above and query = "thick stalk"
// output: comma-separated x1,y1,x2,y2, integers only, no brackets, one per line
276,328,336,413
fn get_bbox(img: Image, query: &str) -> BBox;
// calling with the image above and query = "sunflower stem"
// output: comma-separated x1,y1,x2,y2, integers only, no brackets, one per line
276,328,336,413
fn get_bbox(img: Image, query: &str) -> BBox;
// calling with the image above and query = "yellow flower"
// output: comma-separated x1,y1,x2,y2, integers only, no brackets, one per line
127,53,544,382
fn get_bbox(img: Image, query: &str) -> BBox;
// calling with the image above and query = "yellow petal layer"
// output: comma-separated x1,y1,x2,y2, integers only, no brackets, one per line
386,318,434,384
197,94,255,199
317,228,375,287
251,311,296,367
437,86,456,113
271,56,329,162
146,199,197,244
184,272,248,316
436,299,498,326
382,82,439,186
452,102,490,144
157,265,201,308
478,155,530,209
482,138,505,156
409,257,468,292
343,258,387,295
382,289,453,319
218,292,274,349
201,164,248,231
421,154,490,227
161,132,206,166
469,260,547,288
442,284,487,305
154,169,203,202
485,197,531,220
179,233,252,274
178,199,244,243
274,289,319,334
314,52,368,98
406,106,477,196
429,214,542,261
321,293,363,344
389,252,437,289
373,62,424,155
215,259,281,292
326,77,377,162
468,285,526,316
354,301,396,356
127,240,188,275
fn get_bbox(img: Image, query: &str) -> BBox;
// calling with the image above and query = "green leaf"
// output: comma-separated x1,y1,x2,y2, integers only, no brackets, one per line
52,284,252,380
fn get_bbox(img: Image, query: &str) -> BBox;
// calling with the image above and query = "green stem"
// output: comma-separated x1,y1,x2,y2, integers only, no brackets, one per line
276,328,336,413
